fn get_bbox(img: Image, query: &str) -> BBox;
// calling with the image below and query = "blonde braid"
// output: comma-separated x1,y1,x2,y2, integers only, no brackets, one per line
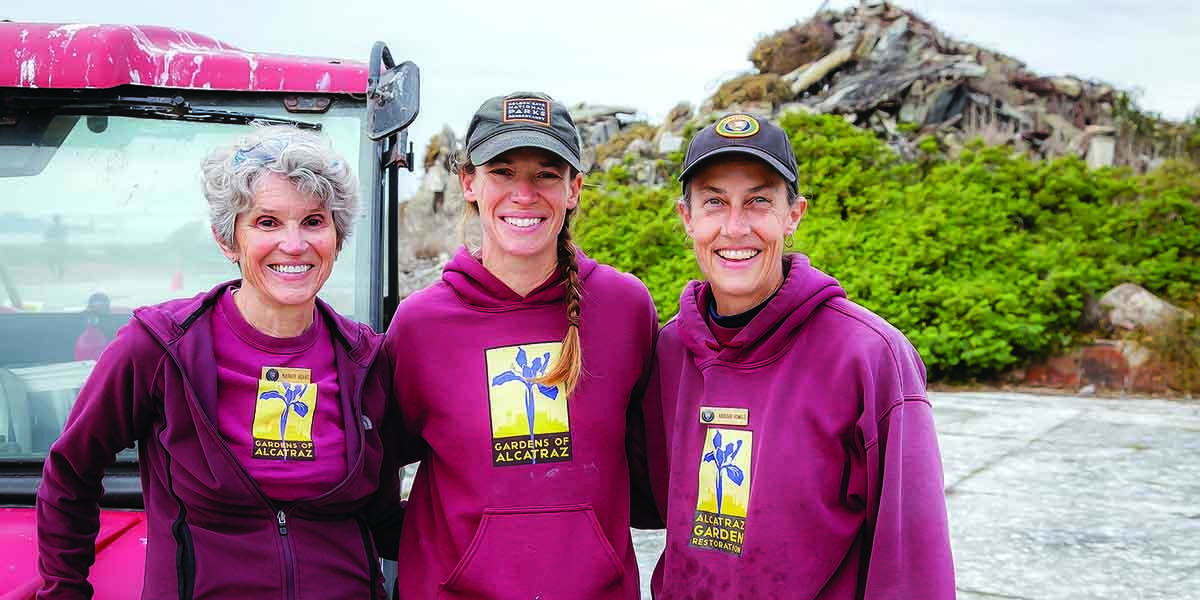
535,210,583,397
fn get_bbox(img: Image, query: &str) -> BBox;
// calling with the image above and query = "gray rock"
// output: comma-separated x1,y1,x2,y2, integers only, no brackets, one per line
815,80,861,113
1052,76,1084,98
832,20,861,37
662,101,693,133
656,131,684,154
1099,283,1193,331
569,103,637,123
633,161,660,186
923,82,967,125
945,60,987,78
871,15,909,58
1086,134,1116,169
898,80,924,123
580,146,597,172
581,118,620,148
624,138,652,158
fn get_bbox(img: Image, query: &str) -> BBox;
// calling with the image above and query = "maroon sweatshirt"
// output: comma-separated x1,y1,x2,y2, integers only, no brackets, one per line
384,247,658,600
36,281,402,600
644,254,955,599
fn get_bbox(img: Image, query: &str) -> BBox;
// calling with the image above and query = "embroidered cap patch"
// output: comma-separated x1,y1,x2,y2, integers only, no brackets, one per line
715,114,760,138
503,98,552,126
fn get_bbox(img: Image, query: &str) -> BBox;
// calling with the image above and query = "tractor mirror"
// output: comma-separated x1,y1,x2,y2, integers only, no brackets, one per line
367,43,420,141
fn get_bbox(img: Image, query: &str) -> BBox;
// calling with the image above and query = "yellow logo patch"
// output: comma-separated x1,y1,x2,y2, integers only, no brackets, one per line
252,367,318,461
486,343,572,467
690,427,753,556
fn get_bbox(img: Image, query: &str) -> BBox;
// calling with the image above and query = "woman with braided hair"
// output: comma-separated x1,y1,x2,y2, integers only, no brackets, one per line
382,92,660,599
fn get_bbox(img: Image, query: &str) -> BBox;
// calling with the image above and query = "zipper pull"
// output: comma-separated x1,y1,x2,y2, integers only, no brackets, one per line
277,510,288,536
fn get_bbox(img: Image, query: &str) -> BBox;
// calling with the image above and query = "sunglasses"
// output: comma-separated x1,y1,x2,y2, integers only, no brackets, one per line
231,137,342,170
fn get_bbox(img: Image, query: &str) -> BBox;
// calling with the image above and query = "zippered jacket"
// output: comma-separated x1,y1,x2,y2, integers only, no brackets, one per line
37,281,403,600
384,247,659,599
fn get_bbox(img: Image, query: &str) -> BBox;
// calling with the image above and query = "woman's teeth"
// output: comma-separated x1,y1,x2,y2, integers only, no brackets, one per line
270,264,313,274
717,249,760,261
503,217,544,228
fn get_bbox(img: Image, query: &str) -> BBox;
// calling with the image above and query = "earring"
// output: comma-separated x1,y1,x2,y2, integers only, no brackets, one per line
784,236,794,249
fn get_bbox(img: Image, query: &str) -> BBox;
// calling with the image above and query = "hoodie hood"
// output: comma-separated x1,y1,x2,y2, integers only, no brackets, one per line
442,245,599,311
676,253,845,366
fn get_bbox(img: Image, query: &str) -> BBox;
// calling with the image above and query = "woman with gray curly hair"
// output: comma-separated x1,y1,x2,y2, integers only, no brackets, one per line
37,126,404,599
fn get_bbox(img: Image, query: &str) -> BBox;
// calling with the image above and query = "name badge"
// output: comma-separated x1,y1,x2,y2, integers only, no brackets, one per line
699,406,749,427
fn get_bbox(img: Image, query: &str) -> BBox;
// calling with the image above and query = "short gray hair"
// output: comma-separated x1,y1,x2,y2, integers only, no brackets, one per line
201,126,359,251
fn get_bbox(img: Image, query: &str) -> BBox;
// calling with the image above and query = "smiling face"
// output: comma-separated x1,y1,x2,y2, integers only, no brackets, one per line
680,156,806,315
461,147,583,268
215,173,338,312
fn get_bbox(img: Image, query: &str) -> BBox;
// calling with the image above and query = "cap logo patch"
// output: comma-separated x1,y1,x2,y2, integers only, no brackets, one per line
503,98,552,126
715,114,760,138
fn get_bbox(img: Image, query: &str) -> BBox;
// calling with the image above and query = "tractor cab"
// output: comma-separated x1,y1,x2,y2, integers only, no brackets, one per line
0,23,418,597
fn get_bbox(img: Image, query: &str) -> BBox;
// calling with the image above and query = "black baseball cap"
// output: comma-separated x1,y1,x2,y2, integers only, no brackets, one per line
464,91,583,171
679,113,798,194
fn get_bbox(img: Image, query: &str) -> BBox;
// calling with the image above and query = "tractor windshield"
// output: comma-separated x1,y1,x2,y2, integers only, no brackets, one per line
0,98,374,468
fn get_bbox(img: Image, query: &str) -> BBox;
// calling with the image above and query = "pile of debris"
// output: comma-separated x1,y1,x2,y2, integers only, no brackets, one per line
577,0,1195,183
734,0,1134,168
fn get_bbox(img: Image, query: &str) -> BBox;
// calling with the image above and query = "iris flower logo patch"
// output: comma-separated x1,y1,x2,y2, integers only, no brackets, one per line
690,428,753,556
486,343,572,467
252,367,318,461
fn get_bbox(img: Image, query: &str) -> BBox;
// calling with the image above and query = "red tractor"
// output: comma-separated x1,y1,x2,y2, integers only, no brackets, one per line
0,23,419,598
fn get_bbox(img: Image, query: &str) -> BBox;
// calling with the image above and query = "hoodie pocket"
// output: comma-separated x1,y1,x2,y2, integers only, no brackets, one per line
438,504,624,599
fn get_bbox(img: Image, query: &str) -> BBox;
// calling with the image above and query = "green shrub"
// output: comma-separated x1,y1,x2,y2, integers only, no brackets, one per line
575,111,1200,380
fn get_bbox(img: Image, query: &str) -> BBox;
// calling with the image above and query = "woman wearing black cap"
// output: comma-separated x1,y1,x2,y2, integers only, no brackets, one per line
643,113,955,598
383,92,659,599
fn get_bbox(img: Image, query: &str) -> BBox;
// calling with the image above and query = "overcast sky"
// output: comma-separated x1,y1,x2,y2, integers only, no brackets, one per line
11,0,1199,172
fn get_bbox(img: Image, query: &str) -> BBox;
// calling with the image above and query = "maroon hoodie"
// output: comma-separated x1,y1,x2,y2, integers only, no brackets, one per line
36,281,403,600
384,247,658,599
644,255,955,599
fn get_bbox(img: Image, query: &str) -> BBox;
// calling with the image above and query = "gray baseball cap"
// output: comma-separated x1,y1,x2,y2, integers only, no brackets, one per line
465,91,583,171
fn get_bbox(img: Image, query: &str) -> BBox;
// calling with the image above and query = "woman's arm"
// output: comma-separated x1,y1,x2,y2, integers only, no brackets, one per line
626,290,663,530
862,342,956,599
36,322,159,599
367,330,430,560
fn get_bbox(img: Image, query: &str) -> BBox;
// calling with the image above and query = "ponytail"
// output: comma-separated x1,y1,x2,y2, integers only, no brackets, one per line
535,211,583,398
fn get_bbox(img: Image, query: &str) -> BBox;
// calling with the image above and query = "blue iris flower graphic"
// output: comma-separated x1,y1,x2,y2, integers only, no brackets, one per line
703,431,744,515
258,382,310,459
491,347,559,463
